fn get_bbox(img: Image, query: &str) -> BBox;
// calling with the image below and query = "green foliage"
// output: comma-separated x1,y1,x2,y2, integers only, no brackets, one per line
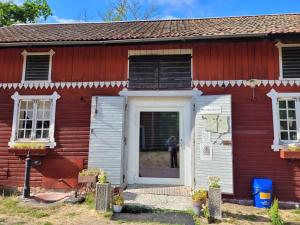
208,176,221,188
11,142,46,150
84,192,95,209
113,194,124,206
202,205,210,219
269,199,284,225
100,0,156,21
122,204,153,214
79,168,102,177
0,197,50,218
43,222,53,225
97,171,108,184
192,188,207,202
0,0,52,26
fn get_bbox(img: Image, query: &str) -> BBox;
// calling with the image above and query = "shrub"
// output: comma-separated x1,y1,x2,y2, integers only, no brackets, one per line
268,198,284,225
208,176,221,188
113,194,124,206
192,188,207,202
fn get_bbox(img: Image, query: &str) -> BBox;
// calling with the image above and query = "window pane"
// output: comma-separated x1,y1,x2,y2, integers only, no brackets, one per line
289,121,297,130
43,121,50,129
36,111,43,120
280,121,288,130
25,130,31,138
279,110,287,119
25,120,32,129
18,120,26,129
36,121,43,129
18,130,24,139
288,110,296,119
279,101,286,109
290,132,297,140
42,130,49,139
288,100,295,109
20,101,27,109
36,130,42,139
281,132,289,140
44,111,51,120
24,111,33,120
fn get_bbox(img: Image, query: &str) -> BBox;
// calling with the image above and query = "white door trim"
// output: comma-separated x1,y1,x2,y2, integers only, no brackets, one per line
126,97,192,186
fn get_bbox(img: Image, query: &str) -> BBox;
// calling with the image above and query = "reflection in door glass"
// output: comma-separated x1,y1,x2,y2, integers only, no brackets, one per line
139,112,179,178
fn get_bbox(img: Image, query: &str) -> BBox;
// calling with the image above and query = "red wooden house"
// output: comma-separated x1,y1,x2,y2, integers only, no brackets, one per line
0,13,300,202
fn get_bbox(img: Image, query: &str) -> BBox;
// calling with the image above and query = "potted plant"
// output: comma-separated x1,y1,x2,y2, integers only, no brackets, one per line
8,142,48,156
95,170,111,211
113,194,124,213
192,188,207,216
280,144,300,159
208,176,222,219
78,168,102,184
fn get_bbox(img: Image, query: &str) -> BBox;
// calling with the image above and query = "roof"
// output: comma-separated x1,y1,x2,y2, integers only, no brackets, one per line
0,13,300,45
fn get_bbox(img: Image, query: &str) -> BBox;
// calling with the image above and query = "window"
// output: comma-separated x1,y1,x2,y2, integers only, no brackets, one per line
129,54,192,90
21,50,55,82
9,92,60,148
278,99,297,141
267,89,300,151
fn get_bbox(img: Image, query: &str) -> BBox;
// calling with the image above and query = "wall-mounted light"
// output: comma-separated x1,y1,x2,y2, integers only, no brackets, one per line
245,79,260,101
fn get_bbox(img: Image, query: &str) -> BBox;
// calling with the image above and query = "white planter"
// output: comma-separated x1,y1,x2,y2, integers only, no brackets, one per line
113,205,123,213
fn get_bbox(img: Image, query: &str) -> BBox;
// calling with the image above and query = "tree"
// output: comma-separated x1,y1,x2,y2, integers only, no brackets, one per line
100,0,157,21
0,0,52,26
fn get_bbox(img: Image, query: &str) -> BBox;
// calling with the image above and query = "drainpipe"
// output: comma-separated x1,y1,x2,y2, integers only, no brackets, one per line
22,152,31,198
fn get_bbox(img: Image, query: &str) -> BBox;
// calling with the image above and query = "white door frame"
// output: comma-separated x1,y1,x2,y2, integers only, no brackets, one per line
126,97,192,186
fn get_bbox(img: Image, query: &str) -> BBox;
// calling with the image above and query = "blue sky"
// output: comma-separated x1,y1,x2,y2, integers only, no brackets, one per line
24,0,300,23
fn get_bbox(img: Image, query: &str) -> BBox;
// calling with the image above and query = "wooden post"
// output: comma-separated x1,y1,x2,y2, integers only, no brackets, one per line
95,183,111,211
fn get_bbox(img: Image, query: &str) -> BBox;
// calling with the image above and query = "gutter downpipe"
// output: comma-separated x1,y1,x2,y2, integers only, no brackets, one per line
0,33,269,47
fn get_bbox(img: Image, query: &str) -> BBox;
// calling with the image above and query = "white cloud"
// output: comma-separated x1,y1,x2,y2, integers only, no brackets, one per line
161,15,178,20
51,16,80,24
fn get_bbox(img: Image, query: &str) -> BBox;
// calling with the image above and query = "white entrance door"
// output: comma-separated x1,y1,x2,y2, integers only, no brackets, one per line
126,97,192,186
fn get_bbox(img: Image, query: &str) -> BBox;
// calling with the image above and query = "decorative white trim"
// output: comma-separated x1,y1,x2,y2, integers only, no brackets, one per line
9,91,61,149
128,49,192,56
21,49,55,83
276,42,300,81
119,88,202,97
267,89,300,151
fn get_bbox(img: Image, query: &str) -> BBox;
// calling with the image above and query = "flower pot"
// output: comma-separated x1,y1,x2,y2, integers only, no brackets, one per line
113,205,123,213
78,175,98,184
280,150,300,159
8,148,49,157
192,199,206,216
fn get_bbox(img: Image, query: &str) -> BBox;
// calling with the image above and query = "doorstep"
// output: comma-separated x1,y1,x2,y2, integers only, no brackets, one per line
125,185,192,196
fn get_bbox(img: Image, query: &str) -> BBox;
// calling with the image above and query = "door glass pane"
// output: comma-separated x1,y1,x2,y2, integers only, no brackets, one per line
139,112,180,178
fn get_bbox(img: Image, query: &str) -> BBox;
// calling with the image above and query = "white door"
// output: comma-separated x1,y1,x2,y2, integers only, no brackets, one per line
126,97,192,186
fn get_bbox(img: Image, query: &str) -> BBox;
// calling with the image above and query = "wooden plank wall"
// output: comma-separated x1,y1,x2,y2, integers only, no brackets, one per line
0,41,279,83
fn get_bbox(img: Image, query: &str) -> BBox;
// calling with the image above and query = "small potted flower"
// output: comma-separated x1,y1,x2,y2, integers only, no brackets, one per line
192,188,207,216
113,194,124,213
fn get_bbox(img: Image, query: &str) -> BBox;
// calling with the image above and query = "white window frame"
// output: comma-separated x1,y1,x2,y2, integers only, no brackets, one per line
267,89,300,151
9,91,60,148
21,49,55,83
276,42,300,80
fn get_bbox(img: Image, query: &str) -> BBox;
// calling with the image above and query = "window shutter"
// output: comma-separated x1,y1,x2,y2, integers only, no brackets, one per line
282,47,300,79
88,96,126,185
194,95,233,194
24,55,50,81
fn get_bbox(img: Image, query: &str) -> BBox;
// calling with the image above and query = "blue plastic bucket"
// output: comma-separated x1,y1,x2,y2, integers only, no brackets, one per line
252,178,273,208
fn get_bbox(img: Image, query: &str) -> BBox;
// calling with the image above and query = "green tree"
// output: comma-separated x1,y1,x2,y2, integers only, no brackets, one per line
0,0,52,26
100,0,157,21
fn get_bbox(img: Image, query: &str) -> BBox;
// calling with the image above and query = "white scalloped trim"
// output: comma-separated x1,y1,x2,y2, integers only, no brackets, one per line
0,81,128,89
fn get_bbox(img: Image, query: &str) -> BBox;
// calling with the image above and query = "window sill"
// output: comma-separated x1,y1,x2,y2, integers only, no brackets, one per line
280,149,300,159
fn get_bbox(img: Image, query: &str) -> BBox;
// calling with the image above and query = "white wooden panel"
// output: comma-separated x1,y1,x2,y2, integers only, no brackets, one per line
194,95,233,194
88,96,126,185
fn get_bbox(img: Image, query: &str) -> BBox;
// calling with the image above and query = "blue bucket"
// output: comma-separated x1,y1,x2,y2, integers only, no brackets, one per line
252,178,273,208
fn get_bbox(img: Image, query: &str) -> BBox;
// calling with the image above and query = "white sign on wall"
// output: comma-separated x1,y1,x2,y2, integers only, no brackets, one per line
199,106,222,114
200,143,213,160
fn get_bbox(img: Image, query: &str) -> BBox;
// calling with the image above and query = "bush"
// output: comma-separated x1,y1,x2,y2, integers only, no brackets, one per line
192,188,207,202
269,199,284,225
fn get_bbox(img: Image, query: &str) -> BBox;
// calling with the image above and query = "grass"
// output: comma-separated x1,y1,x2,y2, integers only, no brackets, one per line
0,196,53,219
84,192,96,209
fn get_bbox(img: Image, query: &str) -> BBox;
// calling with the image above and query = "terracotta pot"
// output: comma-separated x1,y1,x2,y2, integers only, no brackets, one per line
8,148,49,156
280,150,300,159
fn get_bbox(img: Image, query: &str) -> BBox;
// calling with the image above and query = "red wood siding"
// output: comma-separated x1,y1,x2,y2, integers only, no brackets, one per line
0,41,280,83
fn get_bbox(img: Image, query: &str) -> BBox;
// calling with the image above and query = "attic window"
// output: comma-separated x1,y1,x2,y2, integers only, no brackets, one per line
22,50,55,82
277,43,300,79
